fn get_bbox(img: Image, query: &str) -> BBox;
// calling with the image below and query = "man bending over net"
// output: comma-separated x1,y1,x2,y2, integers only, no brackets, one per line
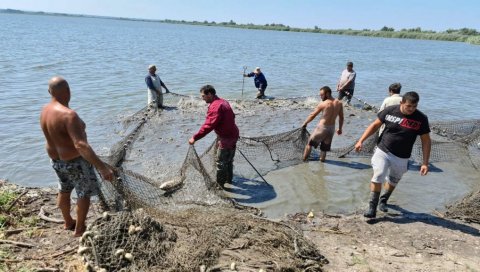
189,85,240,188
302,86,344,162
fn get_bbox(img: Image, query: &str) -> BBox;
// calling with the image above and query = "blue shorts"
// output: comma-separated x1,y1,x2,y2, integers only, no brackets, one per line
51,157,100,198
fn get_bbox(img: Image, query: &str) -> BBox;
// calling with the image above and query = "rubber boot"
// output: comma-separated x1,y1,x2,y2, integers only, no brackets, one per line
364,192,380,218
379,190,393,212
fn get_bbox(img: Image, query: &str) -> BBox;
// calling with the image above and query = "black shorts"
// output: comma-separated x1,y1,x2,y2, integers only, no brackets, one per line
338,89,354,101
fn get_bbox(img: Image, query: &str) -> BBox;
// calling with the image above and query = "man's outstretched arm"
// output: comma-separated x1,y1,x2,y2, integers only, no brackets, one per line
419,133,431,176
302,103,324,128
66,112,114,181
355,118,382,151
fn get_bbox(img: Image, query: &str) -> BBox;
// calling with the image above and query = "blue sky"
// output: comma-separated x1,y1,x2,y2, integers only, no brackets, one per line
1,0,479,31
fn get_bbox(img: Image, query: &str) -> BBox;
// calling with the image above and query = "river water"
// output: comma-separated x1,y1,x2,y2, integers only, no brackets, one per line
1,13,479,216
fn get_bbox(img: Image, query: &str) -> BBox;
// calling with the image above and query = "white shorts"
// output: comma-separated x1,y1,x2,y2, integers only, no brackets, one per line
371,147,408,186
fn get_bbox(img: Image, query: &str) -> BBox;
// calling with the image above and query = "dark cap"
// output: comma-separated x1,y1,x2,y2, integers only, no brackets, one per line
346,61,353,66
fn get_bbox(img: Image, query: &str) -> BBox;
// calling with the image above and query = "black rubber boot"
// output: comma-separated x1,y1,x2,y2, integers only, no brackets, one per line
379,190,393,212
364,192,380,218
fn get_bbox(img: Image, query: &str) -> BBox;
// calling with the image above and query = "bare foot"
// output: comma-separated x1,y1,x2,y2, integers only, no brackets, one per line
74,225,86,237
64,220,76,231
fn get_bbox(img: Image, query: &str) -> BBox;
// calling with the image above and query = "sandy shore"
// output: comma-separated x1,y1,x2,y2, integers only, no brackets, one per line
1,179,479,271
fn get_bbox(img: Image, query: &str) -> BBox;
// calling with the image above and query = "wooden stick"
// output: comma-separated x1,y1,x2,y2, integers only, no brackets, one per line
6,190,29,212
0,239,35,248
51,247,76,258
38,206,64,224
0,258,22,263
3,228,28,236
35,268,60,272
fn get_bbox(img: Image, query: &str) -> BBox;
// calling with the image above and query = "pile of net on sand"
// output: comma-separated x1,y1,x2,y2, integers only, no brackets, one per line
86,93,479,271
444,189,480,224
79,208,327,271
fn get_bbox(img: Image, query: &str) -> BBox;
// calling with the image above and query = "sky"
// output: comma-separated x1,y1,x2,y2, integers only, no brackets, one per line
1,0,479,31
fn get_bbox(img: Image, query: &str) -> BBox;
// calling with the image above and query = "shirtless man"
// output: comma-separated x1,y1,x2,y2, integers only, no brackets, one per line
302,86,344,162
40,76,114,237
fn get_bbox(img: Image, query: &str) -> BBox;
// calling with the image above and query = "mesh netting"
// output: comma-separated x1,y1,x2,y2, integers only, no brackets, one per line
444,189,480,224
80,208,327,271
86,93,479,271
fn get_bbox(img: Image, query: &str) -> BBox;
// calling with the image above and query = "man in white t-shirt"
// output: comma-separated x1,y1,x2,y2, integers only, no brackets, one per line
336,61,356,104
379,83,403,135
380,83,402,111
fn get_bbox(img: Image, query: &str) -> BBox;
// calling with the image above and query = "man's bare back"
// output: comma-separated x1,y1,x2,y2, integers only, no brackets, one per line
40,76,113,179
41,102,83,161
317,98,343,127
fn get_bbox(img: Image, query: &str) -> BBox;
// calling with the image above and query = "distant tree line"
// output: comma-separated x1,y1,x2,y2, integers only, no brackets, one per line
2,9,479,45
160,18,480,45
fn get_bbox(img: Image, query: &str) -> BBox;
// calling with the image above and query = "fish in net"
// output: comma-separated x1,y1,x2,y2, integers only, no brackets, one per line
86,93,479,271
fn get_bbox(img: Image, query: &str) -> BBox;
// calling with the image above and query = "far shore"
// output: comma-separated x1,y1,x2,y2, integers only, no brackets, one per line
1,8,479,45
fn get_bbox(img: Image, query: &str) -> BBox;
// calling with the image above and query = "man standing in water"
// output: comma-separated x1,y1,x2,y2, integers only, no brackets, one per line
355,91,431,218
336,61,356,104
244,67,268,99
302,86,344,162
189,85,239,188
145,64,170,109
40,76,115,237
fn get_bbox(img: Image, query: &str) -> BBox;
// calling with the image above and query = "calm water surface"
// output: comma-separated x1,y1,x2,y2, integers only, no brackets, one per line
1,13,479,215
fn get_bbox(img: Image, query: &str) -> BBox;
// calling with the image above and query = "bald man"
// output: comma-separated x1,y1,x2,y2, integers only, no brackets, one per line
40,76,114,237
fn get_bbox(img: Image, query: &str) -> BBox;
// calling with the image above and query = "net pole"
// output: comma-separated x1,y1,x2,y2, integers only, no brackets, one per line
238,148,269,184
242,65,247,99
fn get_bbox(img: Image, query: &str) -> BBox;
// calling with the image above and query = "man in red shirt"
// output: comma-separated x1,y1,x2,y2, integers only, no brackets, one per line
189,85,239,188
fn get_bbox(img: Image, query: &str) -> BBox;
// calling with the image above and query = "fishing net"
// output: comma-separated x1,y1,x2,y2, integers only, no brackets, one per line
80,208,327,271
444,189,480,224
83,93,479,271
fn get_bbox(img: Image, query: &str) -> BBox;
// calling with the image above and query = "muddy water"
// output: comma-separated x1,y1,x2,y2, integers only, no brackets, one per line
230,159,479,218
120,96,479,218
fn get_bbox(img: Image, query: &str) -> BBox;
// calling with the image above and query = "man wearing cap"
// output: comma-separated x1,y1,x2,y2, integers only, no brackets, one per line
189,85,239,188
244,67,268,99
145,64,170,109
336,62,356,104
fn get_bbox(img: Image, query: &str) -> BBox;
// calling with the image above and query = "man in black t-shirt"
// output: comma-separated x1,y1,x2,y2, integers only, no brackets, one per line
355,91,431,218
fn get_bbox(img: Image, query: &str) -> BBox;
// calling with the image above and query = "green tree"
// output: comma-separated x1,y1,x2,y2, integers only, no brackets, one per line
380,26,394,32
